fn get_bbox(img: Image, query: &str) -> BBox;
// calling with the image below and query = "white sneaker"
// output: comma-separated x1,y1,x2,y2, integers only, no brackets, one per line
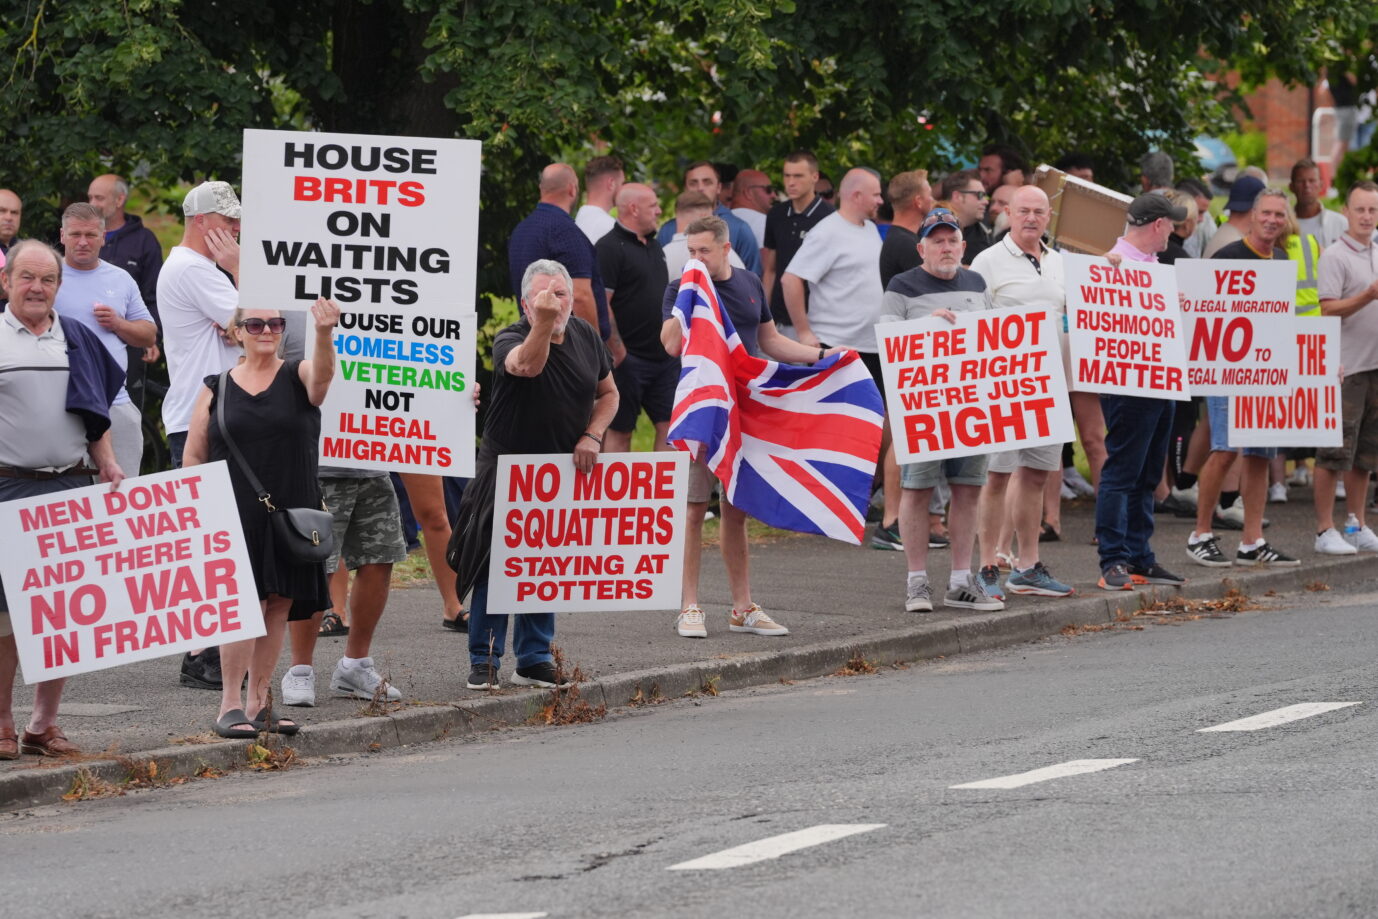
1060,482,1076,500
1217,497,1246,527
1062,467,1096,498
1171,483,1199,506
1316,528,1359,555
1268,482,1288,504
281,665,316,707
1288,465,1312,487
676,605,707,638
1336,480,1347,500
330,657,402,701
1344,524,1378,552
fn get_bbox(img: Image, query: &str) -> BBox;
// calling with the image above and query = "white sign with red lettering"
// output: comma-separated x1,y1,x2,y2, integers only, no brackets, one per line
489,453,690,613
238,128,481,317
0,464,263,683
1177,259,1295,395
875,305,1073,463
1065,253,1190,400
1228,317,1341,447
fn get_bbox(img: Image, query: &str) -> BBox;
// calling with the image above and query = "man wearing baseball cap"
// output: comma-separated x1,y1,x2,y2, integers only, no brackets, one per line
1204,174,1265,258
1095,193,1189,591
158,180,243,692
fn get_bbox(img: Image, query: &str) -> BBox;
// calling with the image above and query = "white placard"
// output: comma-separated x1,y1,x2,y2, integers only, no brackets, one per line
319,311,477,475
875,305,1074,463
1065,253,1190,400
1177,259,1296,395
1228,317,1342,447
0,464,264,683
488,453,689,613
238,129,480,318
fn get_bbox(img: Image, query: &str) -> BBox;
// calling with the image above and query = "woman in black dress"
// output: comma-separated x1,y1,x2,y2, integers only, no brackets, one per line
183,299,339,737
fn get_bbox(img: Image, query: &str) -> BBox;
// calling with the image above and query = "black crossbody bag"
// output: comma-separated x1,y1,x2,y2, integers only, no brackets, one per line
216,369,335,564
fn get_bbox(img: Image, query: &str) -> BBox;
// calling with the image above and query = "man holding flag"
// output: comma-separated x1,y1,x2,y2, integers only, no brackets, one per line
661,216,883,639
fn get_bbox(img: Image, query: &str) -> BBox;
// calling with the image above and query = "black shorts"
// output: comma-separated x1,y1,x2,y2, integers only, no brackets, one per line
611,353,680,433
858,350,886,407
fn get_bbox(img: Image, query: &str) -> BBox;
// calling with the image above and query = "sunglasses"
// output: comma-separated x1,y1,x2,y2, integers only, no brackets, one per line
236,317,287,334
819,188,835,199
954,189,989,200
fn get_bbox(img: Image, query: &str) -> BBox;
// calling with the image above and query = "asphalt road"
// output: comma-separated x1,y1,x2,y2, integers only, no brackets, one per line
3,584,1376,919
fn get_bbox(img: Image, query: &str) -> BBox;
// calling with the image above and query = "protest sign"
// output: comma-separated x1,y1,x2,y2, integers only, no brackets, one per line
238,129,481,317
319,310,477,475
488,453,689,614
1176,259,1295,395
1065,253,1190,400
1228,317,1341,448
876,305,1074,463
0,464,262,683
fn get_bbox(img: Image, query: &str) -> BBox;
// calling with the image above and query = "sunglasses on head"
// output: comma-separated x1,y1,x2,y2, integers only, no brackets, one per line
237,317,287,334
922,212,962,231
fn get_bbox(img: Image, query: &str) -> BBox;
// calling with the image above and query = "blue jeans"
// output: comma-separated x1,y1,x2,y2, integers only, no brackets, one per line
168,430,187,468
467,578,555,671
1096,395,1174,571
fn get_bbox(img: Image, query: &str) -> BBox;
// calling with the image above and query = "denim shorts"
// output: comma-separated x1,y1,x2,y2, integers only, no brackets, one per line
1206,396,1276,458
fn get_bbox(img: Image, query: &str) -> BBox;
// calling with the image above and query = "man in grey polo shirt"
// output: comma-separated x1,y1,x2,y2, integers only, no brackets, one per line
0,240,125,759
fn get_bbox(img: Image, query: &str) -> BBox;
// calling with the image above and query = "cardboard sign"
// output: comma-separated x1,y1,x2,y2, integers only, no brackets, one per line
1177,259,1296,395
1065,253,1190,400
876,305,1074,463
238,129,481,317
319,311,477,475
1228,317,1341,447
0,464,263,683
488,453,689,613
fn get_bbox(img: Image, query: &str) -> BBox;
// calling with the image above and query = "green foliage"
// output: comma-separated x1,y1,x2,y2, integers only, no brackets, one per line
1223,130,1270,169
1335,138,1378,194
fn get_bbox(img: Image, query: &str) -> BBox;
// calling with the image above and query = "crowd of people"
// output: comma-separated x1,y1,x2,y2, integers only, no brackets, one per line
1,140,1377,753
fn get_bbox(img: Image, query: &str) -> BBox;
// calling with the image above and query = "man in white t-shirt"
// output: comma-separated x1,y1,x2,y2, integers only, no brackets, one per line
575,155,623,245
1291,158,1348,249
158,181,241,469
780,168,901,548
158,180,242,694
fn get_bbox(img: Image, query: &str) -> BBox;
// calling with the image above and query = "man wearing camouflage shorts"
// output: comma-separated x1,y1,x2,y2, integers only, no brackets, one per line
281,470,410,705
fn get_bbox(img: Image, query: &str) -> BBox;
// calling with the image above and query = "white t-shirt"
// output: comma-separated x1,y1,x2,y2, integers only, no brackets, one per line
782,212,884,351
1298,209,1348,251
575,205,616,245
158,246,239,434
663,233,746,280
731,208,768,249
53,260,154,406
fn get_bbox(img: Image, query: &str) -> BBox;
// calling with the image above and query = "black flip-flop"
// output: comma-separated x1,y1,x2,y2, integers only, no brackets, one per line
441,613,469,633
249,709,300,736
214,709,259,739
318,611,350,637
1039,522,1061,543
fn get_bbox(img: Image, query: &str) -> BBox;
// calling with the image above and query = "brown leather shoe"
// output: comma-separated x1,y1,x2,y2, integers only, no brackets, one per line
20,726,80,757
0,733,17,760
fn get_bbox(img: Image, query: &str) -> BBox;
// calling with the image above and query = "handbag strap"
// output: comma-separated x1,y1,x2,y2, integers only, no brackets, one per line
216,369,276,511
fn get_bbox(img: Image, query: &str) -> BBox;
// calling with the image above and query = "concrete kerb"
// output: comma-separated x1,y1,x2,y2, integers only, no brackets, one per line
1,555,1368,813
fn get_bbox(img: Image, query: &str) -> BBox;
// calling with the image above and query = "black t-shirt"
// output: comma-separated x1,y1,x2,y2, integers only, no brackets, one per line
879,224,921,290
1211,239,1287,261
596,223,670,361
662,269,773,358
487,316,611,454
1161,234,1191,265
961,222,992,266
763,196,834,322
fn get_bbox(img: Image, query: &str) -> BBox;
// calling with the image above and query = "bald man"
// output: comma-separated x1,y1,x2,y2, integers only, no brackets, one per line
596,183,675,453
89,174,164,322
509,163,616,356
730,168,772,262
0,189,19,255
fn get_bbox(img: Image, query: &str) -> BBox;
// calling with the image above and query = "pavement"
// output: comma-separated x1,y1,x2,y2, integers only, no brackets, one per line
1,481,1372,811
5,580,1376,918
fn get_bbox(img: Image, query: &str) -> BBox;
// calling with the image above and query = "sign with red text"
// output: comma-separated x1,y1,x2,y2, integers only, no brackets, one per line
875,305,1074,463
489,453,689,613
1228,317,1341,447
1065,254,1190,400
1177,259,1295,395
239,129,481,317
319,311,477,475
0,464,262,683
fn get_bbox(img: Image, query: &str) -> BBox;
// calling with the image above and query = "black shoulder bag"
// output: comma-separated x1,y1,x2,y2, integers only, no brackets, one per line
216,369,335,564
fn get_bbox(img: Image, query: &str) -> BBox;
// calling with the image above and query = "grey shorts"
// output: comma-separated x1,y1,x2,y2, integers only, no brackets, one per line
1317,369,1378,472
687,456,718,504
987,443,1063,474
902,454,989,489
320,476,408,573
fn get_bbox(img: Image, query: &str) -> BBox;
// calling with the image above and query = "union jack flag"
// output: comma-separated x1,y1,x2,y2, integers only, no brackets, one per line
667,260,885,544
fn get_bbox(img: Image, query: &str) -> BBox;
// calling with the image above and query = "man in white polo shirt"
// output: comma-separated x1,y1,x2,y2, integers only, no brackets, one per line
970,186,1075,600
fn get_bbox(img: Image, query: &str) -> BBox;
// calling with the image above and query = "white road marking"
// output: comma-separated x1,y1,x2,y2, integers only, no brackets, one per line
950,758,1139,789
1197,702,1363,732
456,913,548,919
667,823,886,870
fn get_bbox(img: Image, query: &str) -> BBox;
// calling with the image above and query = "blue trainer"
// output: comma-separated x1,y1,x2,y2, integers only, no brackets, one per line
977,565,1005,601
1006,561,1074,597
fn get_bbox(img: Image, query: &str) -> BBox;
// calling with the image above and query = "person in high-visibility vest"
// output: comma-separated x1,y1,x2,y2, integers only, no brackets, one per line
1280,218,1326,494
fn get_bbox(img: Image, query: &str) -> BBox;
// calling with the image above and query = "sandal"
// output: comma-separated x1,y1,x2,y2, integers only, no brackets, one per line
441,612,469,633
318,611,349,637
214,709,259,739
0,732,18,760
1039,522,1061,543
249,709,300,736
995,551,1019,571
